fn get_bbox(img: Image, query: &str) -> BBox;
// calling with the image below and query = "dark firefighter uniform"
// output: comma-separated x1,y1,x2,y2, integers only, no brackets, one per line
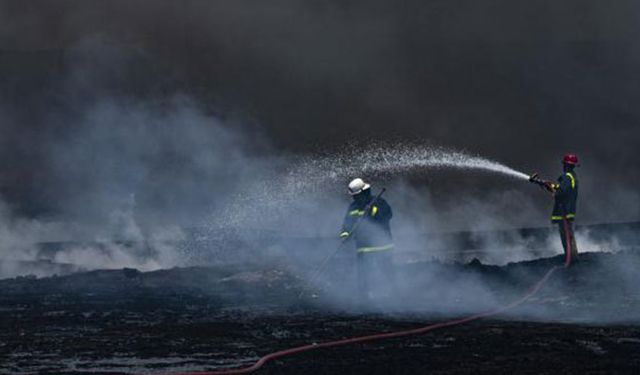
340,192,395,300
551,170,578,259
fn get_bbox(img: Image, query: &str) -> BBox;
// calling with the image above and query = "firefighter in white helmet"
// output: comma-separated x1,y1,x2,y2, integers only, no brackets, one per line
340,178,395,303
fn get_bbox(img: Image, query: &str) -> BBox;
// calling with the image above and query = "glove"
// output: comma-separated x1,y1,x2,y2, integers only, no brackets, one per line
543,181,557,193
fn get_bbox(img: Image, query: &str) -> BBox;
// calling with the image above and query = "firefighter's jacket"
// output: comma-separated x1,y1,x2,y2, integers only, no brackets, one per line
551,171,578,222
340,196,393,253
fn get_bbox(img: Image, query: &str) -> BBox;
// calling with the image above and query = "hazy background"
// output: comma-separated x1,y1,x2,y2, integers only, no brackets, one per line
0,1,638,272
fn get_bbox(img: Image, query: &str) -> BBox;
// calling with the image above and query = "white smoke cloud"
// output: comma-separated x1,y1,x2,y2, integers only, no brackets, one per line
0,40,635,323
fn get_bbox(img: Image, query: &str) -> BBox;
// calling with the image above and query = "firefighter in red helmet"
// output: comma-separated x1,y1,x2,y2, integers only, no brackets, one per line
530,154,579,264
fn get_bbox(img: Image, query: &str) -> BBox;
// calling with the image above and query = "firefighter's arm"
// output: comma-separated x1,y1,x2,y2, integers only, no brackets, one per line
543,181,558,194
554,175,570,198
529,173,557,194
339,208,355,239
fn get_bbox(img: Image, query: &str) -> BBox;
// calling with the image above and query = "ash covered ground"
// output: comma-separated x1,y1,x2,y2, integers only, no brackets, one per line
2,248,639,374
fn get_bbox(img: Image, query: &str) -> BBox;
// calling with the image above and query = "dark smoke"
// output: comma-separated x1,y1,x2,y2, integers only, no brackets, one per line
1,1,639,226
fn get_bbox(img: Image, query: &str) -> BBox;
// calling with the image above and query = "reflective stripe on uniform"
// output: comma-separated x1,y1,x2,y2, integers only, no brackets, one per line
566,172,575,189
551,213,575,221
339,231,350,238
356,244,394,253
349,209,365,216
371,206,378,216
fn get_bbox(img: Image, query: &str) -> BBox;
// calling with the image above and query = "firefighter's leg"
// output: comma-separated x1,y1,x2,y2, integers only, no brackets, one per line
560,219,578,266
369,251,388,299
380,250,397,298
356,253,372,303
558,222,568,257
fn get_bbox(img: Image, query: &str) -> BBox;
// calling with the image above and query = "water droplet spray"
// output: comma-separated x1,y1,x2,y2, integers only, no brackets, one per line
207,144,529,233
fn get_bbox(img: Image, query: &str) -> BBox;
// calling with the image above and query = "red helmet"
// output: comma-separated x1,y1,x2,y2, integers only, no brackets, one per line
562,153,579,165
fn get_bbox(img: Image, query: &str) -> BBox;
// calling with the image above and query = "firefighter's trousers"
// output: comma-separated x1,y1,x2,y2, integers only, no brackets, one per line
356,250,396,301
558,219,578,261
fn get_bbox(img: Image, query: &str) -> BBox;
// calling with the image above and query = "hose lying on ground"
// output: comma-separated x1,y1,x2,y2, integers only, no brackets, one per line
157,239,573,375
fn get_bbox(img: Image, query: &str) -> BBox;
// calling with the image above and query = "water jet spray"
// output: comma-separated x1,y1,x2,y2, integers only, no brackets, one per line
300,144,530,183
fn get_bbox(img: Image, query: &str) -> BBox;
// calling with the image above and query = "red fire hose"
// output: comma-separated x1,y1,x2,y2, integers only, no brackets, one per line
158,234,573,375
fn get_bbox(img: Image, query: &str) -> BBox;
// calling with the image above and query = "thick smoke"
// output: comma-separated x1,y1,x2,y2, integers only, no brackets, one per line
0,3,638,321
2,0,640,224
0,94,266,275
0,39,283,275
0,39,629,273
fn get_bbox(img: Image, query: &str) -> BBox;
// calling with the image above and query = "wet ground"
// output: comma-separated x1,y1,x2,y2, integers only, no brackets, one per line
1,251,640,374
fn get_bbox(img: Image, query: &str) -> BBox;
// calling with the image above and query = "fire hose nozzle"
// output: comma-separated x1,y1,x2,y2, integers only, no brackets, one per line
529,172,556,193
529,172,543,184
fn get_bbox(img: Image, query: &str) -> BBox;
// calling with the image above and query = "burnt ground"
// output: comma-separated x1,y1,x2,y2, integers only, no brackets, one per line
1,251,640,374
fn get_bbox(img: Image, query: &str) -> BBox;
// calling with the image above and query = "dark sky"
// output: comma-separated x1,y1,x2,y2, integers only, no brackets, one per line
0,0,639,224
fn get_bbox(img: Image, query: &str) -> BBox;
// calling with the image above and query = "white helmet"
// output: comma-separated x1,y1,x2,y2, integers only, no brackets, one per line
348,178,371,195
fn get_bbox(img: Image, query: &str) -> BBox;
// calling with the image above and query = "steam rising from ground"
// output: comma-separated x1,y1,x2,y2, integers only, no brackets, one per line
0,93,607,282
0,38,627,294
0,91,635,323
0,43,628,320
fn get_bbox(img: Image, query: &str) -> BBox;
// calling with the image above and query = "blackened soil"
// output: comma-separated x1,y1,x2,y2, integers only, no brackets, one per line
1,252,639,374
